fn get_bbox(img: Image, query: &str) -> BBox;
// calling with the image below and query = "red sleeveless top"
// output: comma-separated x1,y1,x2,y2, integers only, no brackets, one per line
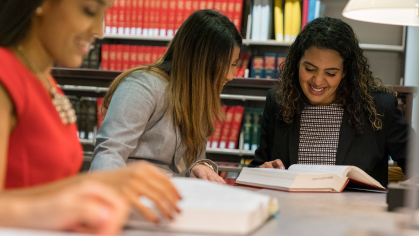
0,47,83,189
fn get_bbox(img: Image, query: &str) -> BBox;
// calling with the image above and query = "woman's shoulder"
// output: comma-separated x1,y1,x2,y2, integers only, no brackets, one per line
124,70,168,88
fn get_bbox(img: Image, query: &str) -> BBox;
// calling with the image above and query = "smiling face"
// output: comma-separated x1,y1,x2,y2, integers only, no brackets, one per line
298,46,345,106
35,0,112,67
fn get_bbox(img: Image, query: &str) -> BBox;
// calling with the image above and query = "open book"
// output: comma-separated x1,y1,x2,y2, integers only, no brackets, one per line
236,165,386,193
126,178,279,235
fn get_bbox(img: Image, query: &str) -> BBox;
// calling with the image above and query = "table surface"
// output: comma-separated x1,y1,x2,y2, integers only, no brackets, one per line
0,189,415,236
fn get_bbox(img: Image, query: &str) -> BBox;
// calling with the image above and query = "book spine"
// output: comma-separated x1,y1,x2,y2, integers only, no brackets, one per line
105,6,113,34
89,44,101,69
160,0,169,36
144,46,152,65
227,106,244,149
233,0,243,31
116,44,122,71
199,0,207,9
207,0,214,9
176,0,185,33
307,0,316,22
149,0,155,35
101,44,109,70
237,52,251,77
109,44,116,71
214,0,221,12
112,0,119,34
97,98,105,130
122,45,130,71
301,0,308,29
184,0,192,22
118,0,126,34
284,0,292,42
136,0,144,35
264,53,277,79
210,105,228,148
129,45,137,68
150,46,158,64
250,108,263,151
125,0,132,34
143,0,150,35
167,0,177,36
221,0,228,15
291,0,301,41
154,0,161,35
218,106,236,149
131,0,137,34
227,0,235,21
192,0,199,13
274,0,284,42
251,56,264,79
137,46,144,66
241,108,253,151
276,54,286,74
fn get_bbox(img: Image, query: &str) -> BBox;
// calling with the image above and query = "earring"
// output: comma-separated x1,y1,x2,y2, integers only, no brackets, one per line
36,7,43,15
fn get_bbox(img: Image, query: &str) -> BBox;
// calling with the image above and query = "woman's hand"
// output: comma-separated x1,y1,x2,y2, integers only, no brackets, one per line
90,161,182,223
190,164,226,184
0,180,129,235
259,159,285,169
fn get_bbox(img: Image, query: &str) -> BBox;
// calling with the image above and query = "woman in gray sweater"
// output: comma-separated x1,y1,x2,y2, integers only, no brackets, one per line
90,10,242,184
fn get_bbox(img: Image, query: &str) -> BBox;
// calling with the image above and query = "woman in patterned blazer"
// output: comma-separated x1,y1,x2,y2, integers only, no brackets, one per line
249,17,413,187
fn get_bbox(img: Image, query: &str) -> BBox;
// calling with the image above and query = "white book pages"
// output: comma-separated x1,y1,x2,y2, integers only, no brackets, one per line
126,178,278,235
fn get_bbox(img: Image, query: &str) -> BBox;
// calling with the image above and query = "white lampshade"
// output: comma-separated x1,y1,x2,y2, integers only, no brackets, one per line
342,0,419,26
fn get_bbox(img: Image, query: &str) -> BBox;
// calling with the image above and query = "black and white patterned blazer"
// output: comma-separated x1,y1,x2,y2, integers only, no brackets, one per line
249,88,413,187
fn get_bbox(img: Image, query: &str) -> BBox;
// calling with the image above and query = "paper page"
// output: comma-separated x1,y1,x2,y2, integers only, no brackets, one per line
237,168,299,189
346,167,384,189
288,164,351,178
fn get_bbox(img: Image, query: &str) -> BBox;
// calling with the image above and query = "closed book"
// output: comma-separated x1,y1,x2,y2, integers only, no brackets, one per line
80,54,90,68
125,0,132,34
105,6,113,34
274,0,283,42
284,0,292,42
227,106,245,149
314,0,320,19
250,108,263,151
137,46,145,66
116,44,123,71
241,108,253,151
149,0,155,35
301,0,309,29
122,45,130,71
160,0,169,36
307,0,316,23
97,98,105,130
291,0,301,41
153,0,161,35
214,0,222,11
206,0,214,9
112,0,119,34
251,0,262,41
221,0,228,15
131,0,138,34
167,0,177,36
109,44,116,71
237,52,251,77
218,106,236,149
233,0,243,31
89,44,101,69
143,0,150,35
264,53,277,79
129,45,138,68
184,0,192,21
211,105,228,148
199,0,206,9
276,53,286,74
127,178,279,235
151,46,159,64
136,0,144,35
101,44,109,70
260,0,271,41
236,165,386,193
144,46,152,65
118,0,126,34
250,56,264,79
192,0,199,13
175,0,185,33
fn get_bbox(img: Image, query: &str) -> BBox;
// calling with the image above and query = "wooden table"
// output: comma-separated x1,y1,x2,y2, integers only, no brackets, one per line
1,189,417,236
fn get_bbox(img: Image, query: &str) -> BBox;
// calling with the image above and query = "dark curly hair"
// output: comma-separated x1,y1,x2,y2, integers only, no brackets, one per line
277,17,394,134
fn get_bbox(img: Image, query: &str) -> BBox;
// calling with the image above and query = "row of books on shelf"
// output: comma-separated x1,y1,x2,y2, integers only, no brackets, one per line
207,106,263,151
252,0,325,42
101,44,168,71
69,97,98,140
250,53,285,79
105,0,243,37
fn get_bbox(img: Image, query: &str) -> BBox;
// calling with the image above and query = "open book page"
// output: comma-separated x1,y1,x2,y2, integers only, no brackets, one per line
127,178,278,235
236,168,299,189
345,167,385,189
288,164,351,178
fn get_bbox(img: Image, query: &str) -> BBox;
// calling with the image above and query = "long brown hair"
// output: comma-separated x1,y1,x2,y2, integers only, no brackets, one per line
103,10,242,166
277,17,394,134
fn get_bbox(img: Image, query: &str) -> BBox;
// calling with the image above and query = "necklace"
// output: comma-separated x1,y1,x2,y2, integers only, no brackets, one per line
14,45,77,125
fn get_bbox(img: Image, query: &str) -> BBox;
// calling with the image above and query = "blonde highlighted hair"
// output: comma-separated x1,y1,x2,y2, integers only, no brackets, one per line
103,10,242,167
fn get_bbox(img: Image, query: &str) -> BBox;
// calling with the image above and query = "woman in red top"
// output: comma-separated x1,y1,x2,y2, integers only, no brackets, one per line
0,0,181,233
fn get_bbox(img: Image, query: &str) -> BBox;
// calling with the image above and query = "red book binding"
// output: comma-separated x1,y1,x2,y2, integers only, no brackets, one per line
237,53,251,77
125,0,132,34
192,0,199,13
144,46,152,65
184,0,192,21
143,0,150,35
199,0,206,10
220,0,228,15
116,44,123,71
218,106,236,148
111,0,119,34
160,0,169,36
122,45,130,71
118,0,126,34
167,0,177,36
227,106,244,149
137,46,145,66
302,0,309,30
131,0,137,35
233,0,243,30
227,0,235,21
206,0,214,9
105,6,113,34
210,105,228,148
175,0,185,33
151,46,158,64
109,44,116,71
129,45,137,68
136,0,144,35
214,0,221,11
101,44,109,71
149,0,156,36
